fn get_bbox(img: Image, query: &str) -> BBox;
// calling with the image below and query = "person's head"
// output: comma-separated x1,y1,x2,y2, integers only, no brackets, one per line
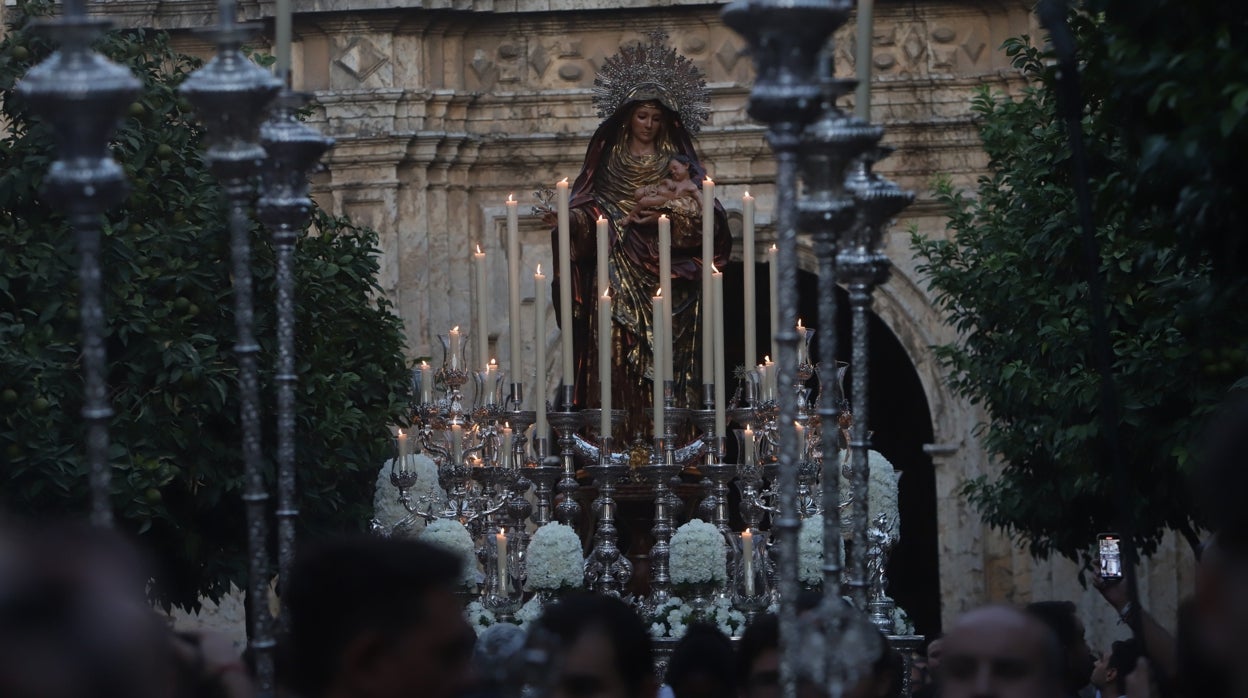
282,536,474,698
625,100,668,148
927,636,946,672
1024,601,1093,693
1193,391,1248,696
471,622,528,694
529,593,656,698
737,614,779,698
1090,639,1142,698
939,605,1064,698
667,154,695,182
666,622,737,698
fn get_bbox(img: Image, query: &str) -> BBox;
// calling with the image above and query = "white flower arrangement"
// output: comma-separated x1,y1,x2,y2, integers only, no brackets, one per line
646,595,746,639
891,604,914,635
669,519,727,585
524,523,585,592
514,595,544,629
648,596,692,639
372,453,444,536
839,450,900,532
465,600,497,635
798,514,825,587
420,518,479,589
708,596,747,638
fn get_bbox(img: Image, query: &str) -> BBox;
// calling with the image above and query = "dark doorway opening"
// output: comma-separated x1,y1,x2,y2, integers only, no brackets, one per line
719,260,942,637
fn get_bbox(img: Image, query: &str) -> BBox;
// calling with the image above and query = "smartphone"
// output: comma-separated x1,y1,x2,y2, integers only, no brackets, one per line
1097,532,1123,580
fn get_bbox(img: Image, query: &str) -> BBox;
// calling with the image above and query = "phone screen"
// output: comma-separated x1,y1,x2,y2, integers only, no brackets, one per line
1098,535,1122,579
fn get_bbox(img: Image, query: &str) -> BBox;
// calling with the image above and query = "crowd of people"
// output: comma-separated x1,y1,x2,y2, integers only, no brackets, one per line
2,402,1246,698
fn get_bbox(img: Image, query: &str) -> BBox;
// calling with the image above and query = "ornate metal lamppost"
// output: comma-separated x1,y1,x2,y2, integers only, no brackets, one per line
721,2,852,696
257,91,334,616
16,0,140,527
179,1,282,691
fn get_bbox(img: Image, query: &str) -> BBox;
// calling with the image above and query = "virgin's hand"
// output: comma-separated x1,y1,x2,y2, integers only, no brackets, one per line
631,208,660,225
541,211,558,227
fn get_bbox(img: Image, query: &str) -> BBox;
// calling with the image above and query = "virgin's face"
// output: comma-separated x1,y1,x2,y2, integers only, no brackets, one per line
628,104,664,147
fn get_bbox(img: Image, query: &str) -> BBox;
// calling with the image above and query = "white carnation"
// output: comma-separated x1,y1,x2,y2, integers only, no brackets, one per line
515,596,544,629
372,454,444,536
465,600,496,635
669,519,727,585
525,523,585,591
798,514,825,587
840,450,900,532
420,518,479,588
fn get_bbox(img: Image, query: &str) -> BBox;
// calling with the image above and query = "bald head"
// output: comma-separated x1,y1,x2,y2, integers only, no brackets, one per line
939,606,1063,698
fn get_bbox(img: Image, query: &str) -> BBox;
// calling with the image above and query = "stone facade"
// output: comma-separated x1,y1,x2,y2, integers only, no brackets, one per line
87,0,1192,646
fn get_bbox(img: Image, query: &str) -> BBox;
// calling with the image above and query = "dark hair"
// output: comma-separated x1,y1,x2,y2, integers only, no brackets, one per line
531,593,653,697
281,536,463,698
1025,600,1079,648
1107,639,1143,695
736,613,778,687
666,622,737,698
1197,390,1248,553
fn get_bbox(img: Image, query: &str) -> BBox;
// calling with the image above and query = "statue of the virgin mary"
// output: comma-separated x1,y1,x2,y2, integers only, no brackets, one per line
546,31,733,441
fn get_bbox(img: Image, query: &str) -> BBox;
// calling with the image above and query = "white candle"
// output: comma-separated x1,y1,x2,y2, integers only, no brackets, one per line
596,215,609,297
397,428,408,462
599,290,612,439
506,195,522,390
496,529,509,592
768,244,779,364
766,357,778,402
796,318,808,366
484,359,498,406
742,192,757,366
535,265,548,439
743,425,756,465
501,423,513,468
556,178,574,388
742,529,756,596
451,423,463,465
474,244,489,371
653,289,665,438
701,176,715,386
712,266,726,437
658,214,673,385
794,421,806,461
420,360,433,403
449,326,461,371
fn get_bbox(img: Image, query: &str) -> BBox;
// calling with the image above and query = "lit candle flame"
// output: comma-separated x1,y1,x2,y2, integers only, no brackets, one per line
452,325,460,332
744,191,751,198
475,244,483,254
656,287,663,298
712,264,721,274
659,213,668,220
507,193,514,203
797,318,804,329
603,288,611,299
705,175,714,185
536,264,543,275
489,358,497,367
561,177,568,184
421,360,429,367
598,214,605,222
764,355,772,363
770,244,777,251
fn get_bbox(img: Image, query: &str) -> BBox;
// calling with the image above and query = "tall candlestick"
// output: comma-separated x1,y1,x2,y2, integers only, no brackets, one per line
506,195,522,392
599,290,612,439
556,178,574,390
742,529,756,596
275,0,292,84
535,266,548,439
742,192,757,367
768,244,779,364
652,289,665,438
419,360,433,403
474,245,489,371
501,423,513,468
449,326,461,371
701,176,716,386
855,0,875,120
596,215,609,297
451,423,463,465
712,266,726,437
796,318,808,366
496,529,509,592
658,214,673,385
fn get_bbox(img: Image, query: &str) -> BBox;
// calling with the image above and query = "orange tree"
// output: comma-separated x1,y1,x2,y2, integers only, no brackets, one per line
0,1,409,609
912,8,1248,565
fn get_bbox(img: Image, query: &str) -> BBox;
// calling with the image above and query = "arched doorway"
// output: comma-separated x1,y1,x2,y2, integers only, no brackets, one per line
720,260,942,636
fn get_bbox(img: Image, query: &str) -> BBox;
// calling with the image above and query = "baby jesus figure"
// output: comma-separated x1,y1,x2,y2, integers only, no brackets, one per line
625,154,703,237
